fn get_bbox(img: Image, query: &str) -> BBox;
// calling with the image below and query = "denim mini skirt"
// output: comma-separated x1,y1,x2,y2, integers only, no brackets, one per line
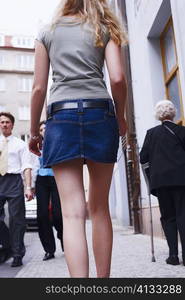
42,98,119,167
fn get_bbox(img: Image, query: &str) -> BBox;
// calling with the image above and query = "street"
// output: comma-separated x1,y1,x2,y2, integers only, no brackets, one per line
1,219,185,278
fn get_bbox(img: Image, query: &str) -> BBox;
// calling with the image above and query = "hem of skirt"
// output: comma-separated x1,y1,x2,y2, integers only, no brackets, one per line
43,155,117,168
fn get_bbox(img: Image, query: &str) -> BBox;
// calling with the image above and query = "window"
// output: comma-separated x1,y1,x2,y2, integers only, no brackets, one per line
160,17,183,123
12,36,34,48
21,134,30,142
0,78,5,91
18,77,32,92
18,106,30,120
0,34,5,46
16,55,34,69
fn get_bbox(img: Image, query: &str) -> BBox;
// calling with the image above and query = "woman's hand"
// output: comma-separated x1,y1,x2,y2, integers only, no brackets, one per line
29,135,42,156
117,116,127,137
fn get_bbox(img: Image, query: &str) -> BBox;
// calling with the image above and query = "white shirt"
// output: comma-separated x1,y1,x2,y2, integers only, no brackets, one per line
0,134,32,174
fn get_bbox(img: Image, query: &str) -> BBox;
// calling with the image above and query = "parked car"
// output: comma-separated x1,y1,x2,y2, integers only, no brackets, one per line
25,197,38,231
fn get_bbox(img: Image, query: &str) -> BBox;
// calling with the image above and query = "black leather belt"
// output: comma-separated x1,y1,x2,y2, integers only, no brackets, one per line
47,100,109,119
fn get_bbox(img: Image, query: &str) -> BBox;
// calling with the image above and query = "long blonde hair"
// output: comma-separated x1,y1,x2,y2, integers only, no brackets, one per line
52,0,127,47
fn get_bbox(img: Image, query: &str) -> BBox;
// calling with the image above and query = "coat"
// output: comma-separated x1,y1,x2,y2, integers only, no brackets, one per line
140,121,185,196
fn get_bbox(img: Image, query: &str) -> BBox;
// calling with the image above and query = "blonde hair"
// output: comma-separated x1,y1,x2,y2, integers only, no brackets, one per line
154,100,176,121
52,0,127,47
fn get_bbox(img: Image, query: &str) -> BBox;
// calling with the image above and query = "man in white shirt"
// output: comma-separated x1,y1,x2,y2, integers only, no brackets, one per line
0,112,34,267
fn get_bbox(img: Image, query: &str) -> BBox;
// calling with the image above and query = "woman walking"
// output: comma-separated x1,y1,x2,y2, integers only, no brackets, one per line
29,0,127,277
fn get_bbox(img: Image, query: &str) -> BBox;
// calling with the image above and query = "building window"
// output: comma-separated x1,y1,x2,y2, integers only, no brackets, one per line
18,77,32,92
21,134,30,142
160,17,183,123
0,35,5,46
16,55,34,69
18,106,30,120
0,105,6,112
0,78,5,91
12,36,34,48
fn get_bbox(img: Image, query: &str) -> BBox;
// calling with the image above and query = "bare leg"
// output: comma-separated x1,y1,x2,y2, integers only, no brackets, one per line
86,160,114,278
53,159,89,278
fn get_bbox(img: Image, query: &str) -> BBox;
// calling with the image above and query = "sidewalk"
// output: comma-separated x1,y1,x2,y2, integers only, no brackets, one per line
15,219,185,278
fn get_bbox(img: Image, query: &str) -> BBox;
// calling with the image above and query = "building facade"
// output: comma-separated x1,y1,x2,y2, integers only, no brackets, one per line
0,33,43,141
125,0,185,237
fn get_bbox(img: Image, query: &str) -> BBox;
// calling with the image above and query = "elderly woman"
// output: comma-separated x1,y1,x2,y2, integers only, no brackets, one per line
140,99,185,266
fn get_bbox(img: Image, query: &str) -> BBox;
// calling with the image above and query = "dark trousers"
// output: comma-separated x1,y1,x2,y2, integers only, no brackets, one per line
156,186,185,259
35,175,63,254
0,174,26,258
0,221,10,249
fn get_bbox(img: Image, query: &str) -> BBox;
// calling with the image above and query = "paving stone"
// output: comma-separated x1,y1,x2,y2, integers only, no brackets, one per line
14,219,185,278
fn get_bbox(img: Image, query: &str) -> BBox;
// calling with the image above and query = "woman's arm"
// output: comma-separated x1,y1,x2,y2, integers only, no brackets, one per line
29,41,50,156
105,40,127,136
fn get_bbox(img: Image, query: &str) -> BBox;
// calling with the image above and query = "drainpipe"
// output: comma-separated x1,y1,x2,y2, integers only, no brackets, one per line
118,0,142,233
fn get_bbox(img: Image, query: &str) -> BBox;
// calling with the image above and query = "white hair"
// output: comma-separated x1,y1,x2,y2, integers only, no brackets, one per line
154,99,176,121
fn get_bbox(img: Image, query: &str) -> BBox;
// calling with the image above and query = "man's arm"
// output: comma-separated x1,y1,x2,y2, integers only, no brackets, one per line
30,153,40,195
24,168,34,201
20,142,35,201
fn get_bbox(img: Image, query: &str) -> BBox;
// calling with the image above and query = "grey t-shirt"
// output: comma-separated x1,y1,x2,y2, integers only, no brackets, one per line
36,16,111,104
